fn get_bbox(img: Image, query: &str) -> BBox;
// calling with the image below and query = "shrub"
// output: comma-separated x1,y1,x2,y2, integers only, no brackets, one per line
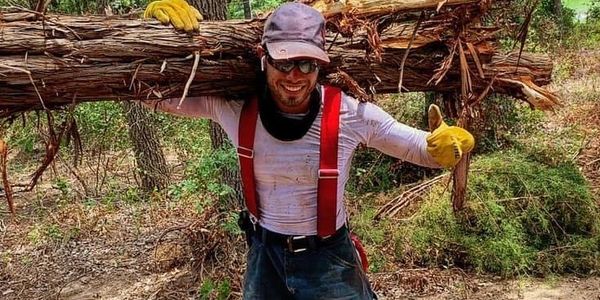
168,145,237,207
198,278,231,300
394,150,599,277
75,101,130,150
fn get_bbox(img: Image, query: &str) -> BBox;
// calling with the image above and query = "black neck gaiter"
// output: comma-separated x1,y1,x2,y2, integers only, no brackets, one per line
258,85,321,141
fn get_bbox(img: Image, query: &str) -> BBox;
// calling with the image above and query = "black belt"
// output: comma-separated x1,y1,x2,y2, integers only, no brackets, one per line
251,224,348,253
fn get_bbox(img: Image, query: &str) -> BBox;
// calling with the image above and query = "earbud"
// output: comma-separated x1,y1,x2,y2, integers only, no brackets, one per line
261,56,266,71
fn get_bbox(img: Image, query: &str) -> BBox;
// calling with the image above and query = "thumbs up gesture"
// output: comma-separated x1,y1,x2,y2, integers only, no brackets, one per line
426,104,475,169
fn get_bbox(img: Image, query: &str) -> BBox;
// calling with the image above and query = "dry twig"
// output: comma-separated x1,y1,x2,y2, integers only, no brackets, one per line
375,173,448,220
0,138,14,216
177,51,200,109
398,12,424,93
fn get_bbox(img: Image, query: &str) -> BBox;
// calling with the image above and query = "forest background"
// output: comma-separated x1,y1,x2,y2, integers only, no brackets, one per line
0,0,599,299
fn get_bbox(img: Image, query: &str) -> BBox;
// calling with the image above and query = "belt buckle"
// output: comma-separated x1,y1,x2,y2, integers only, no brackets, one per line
287,235,308,253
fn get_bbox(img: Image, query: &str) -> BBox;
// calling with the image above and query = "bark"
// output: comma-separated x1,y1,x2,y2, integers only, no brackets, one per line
190,0,227,21
243,0,252,19
552,0,564,38
91,0,171,194
34,0,51,13
0,1,558,117
123,100,170,191
553,0,563,18
96,0,111,14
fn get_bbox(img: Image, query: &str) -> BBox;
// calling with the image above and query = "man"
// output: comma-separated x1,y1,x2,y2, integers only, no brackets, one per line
144,1,474,299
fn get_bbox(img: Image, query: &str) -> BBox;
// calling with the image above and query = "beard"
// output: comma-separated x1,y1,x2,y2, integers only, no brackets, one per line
267,79,317,111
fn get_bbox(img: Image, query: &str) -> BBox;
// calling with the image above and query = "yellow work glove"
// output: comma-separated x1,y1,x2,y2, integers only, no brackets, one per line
144,0,203,32
426,104,475,169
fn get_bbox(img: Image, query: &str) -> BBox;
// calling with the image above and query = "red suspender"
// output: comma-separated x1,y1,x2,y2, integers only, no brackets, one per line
237,86,342,237
317,86,341,236
238,97,260,219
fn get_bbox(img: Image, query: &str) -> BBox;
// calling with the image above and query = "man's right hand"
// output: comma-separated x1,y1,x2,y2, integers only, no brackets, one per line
144,0,203,32
426,104,475,169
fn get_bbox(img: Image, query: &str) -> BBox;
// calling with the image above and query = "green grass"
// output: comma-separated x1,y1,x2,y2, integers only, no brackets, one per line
392,150,599,277
563,0,600,20
564,0,593,11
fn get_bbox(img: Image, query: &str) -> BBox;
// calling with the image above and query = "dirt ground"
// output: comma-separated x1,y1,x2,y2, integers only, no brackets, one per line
373,271,600,299
2,234,599,300
1,52,600,300
2,222,600,300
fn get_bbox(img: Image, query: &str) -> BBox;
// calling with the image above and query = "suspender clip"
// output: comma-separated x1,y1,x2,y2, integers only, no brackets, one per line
318,169,339,179
237,146,254,159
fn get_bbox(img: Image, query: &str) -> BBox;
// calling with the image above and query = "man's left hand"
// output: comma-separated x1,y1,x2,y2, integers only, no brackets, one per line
426,104,475,169
144,0,203,32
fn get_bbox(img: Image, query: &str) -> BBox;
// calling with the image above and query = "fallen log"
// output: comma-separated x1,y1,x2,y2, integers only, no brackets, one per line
0,0,557,118
0,47,554,114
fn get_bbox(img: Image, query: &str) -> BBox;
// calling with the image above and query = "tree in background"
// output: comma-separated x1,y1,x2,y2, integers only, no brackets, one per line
190,0,226,19
122,100,170,192
98,0,171,193
242,0,251,18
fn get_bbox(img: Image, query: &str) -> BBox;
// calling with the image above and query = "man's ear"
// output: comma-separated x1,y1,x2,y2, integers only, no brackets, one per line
256,45,267,71
256,45,265,57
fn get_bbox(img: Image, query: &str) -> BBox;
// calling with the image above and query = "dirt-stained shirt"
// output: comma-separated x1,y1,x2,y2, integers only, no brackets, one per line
153,86,440,235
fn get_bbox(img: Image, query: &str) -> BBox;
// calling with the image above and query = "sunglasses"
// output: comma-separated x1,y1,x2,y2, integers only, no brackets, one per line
266,56,319,74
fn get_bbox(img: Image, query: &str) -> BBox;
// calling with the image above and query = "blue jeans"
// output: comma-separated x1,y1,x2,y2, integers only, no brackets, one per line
242,228,377,299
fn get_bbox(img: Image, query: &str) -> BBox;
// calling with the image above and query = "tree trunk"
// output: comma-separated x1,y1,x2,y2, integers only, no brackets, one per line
208,120,243,207
122,98,170,193
553,0,563,18
123,100,170,191
243,0,252,19
87,1,171,195
553,0,564,38
307,0,480,17
33,0,51,13
190,0,227,21
96,0,111,14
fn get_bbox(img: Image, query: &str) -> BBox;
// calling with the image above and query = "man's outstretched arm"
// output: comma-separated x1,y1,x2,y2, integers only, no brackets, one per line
351,99,474,169
141,95,227,119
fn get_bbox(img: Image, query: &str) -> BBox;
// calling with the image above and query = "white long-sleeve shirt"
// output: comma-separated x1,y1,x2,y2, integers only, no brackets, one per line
154,86,440,235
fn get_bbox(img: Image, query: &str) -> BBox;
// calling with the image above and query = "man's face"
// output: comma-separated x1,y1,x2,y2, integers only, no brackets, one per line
265,56,319,114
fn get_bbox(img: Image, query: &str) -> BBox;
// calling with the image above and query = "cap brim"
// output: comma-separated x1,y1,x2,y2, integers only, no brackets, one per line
266,42,330,63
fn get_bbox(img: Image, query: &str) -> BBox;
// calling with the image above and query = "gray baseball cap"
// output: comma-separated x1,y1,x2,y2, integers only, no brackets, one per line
262,2,330,63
